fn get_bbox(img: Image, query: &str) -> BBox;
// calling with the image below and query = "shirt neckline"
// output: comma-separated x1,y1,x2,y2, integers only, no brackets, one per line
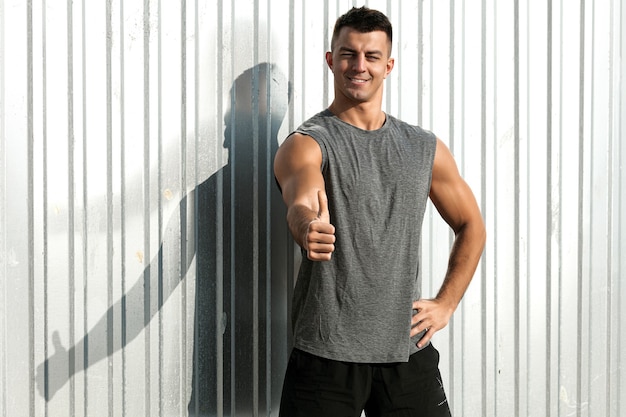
322,108,389,133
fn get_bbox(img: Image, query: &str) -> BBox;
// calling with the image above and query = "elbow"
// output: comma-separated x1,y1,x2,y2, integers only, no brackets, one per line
455,215,486,251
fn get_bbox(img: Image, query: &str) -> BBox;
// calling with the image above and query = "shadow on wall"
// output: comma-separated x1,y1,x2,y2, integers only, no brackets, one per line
36,63,292,416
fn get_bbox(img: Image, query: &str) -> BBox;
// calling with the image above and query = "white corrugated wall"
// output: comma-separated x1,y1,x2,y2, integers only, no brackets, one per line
1,0,624,416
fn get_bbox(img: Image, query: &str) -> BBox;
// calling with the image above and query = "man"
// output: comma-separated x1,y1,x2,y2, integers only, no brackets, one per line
274,6,485,417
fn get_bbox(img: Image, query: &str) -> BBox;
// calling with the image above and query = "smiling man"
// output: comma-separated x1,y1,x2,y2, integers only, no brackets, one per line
274,7,486,417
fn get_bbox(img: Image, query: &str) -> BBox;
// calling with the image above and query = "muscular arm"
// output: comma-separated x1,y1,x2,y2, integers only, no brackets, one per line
274,133,336,261
412,138,486,347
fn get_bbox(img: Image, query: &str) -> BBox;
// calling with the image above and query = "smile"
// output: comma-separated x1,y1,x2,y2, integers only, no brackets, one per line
348,77,370,84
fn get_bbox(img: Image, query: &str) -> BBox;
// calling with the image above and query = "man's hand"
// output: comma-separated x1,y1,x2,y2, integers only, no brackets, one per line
410,298,455,348
304,190,335,261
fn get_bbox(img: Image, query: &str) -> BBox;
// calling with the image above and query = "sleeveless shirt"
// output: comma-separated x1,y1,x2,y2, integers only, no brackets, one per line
291,109,437,363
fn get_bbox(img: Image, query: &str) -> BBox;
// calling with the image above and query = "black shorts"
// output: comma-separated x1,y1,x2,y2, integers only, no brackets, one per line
278,343,452,417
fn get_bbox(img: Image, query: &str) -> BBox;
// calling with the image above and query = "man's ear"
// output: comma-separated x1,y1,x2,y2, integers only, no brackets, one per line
384,57,395,79
325,51,333,70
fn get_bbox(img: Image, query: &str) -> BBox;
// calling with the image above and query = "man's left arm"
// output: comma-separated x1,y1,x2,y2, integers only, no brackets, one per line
411,138,486,348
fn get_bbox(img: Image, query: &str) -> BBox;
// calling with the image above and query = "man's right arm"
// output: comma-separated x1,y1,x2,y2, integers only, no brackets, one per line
274,133,335,261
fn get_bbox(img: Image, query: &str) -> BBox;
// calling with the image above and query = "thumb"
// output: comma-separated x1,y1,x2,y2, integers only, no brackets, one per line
317,189,330,224
52,331,66,353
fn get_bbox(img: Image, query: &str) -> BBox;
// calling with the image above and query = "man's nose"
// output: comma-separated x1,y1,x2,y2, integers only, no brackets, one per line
352,54,367,72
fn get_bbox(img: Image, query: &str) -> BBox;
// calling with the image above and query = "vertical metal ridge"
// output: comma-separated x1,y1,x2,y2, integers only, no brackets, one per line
447,0,457,408
156,0,164,410
300,0,306,122
288,0,295,135
384,0,392,114
229,3,237,413
559,0,571,413
417,0,423,126
491,0,500,413
0,0,6,412
188,0,195,411
265,69,272,417
183,0,197,412
264,18,273,416
458,0,460,175
156,1,164,414
118,0,128,413
584,1,596,410
252,7,261,417
105,1,115,415
618,5,625,415
427,0,435,296
264,8,274,416
142,1,151,414
395,0,401,119
576,0,586,415
66,0,76,415
513,1,520,416
460,0,468,411
323,0,329,106
286,0,295,352
26,0,36,415
523,0,532,413
605,1,615,413
545,1,553,415
449,0,455,151
40,1,50,414
428,1,434,129
214,0,225,415
480,0,488,415
80,0,89,412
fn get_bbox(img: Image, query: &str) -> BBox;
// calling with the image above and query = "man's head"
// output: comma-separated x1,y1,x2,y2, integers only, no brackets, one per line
326,7,395,107
331,6,393,56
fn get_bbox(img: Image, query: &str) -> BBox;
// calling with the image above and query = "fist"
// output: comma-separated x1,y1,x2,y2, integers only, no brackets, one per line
304,190,335,261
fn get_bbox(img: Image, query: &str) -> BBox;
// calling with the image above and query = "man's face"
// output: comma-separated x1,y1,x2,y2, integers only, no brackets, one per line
326,27,394,105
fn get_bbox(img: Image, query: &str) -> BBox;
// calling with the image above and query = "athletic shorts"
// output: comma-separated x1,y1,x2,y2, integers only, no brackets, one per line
278,343,452,417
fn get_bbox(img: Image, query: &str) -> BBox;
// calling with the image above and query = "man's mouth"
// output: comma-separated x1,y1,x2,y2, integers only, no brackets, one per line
348,77,369,84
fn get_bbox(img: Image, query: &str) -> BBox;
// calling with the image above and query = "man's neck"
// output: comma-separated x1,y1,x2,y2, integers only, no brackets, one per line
328,101,386,131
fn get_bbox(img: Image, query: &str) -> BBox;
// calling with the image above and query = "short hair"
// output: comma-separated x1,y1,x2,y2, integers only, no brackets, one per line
331,7,393,53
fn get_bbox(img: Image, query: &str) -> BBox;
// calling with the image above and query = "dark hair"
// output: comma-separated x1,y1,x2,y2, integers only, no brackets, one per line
331,7,393,53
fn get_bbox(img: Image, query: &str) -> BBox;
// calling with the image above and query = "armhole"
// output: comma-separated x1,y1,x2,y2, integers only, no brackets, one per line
419,128,437,194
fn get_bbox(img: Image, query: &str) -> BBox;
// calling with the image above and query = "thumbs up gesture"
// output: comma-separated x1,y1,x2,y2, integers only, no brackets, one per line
304,190,336,261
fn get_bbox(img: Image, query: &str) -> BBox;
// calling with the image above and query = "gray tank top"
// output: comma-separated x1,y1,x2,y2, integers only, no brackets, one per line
291,109,437,363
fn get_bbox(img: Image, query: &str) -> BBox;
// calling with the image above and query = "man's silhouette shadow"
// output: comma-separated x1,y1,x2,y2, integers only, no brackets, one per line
36,63,293,416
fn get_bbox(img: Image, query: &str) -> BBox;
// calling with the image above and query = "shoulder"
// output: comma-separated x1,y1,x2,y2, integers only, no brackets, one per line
275,132,322,172
387,115,436,142
431,138,461,182
280,132,321,154
285,110,336,161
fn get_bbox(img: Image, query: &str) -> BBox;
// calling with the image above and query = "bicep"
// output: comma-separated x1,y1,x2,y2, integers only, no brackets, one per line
274,133,325,211
429,138,481,233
